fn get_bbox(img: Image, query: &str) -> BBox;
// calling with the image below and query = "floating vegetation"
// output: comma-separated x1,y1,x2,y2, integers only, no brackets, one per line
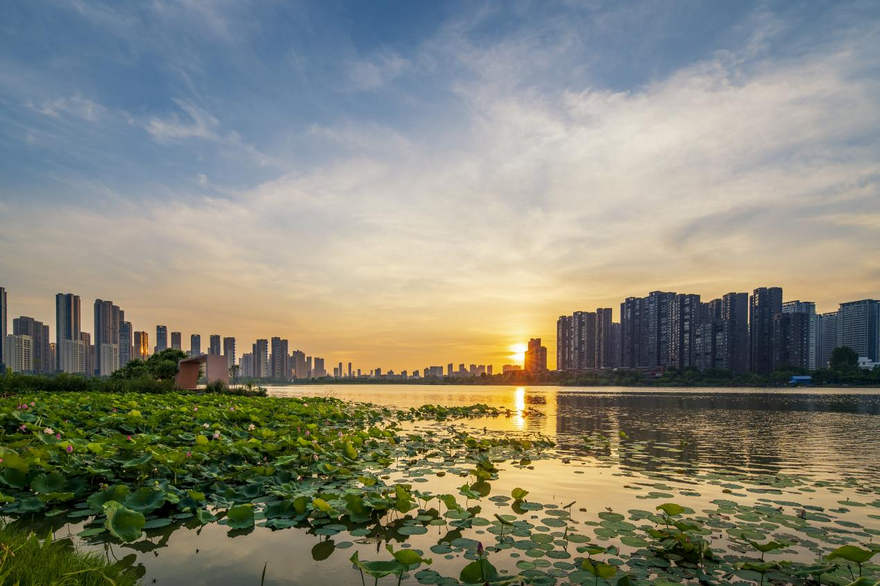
1,392,878,585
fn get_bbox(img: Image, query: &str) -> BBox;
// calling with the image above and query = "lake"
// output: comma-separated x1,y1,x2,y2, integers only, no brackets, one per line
54,385,880,585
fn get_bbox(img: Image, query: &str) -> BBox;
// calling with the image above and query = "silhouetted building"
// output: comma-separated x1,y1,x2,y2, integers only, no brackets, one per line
750,287,783,375
190,334,201,357
99,343,119,376
773,311,809,370
525,338,547,372
669,294,701,369
223,337,236,369
291,350,308,378
81,332,93,376
240,352,254,378
314,357,325,377
56,293,82,371
721,292,750,374
817,311,838,368
171,331,182,350
60,338,86,374
156,325,168,353
253,339,268,378
0,287,6,369
13,316,51,374
596,308,613,368
270,337,290,379
836,299,880,361
120,321,132,367
209,335,221,355
621,291,675,368
783,300,817,370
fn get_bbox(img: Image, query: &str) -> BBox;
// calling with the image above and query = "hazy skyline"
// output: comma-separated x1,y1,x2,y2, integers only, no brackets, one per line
2,1,880,370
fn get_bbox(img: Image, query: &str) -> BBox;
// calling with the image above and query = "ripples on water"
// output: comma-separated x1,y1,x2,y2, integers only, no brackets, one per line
268,385,880,481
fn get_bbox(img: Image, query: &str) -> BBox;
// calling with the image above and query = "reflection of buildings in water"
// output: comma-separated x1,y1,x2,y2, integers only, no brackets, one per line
552,391,880,477
512,387,555,435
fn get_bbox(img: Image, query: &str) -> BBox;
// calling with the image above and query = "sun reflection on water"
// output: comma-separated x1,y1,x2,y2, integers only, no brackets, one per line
512,387,526,429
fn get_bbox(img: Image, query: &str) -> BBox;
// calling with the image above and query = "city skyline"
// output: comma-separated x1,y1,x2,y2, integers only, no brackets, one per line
1,283,878,374
1,1,880,370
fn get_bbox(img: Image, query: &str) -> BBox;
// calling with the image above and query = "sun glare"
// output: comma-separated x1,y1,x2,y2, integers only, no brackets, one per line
509,343,527,364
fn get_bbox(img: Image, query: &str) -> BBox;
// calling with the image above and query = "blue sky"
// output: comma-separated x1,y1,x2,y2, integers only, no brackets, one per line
1,0,879,369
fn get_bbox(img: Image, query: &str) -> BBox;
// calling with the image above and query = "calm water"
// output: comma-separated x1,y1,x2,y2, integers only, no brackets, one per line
55,385,880,585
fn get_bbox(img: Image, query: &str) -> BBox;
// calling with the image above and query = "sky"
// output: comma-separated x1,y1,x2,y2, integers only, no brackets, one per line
1,0,880,371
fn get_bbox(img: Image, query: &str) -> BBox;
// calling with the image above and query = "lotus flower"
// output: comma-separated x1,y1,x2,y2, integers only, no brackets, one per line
44,427,54,435
127,435,133,441
248,424,255,431
213,432,221,440
55,433,61,439
186,451,192,458
203,423,210,428
66,444,74,453
194,406,198,411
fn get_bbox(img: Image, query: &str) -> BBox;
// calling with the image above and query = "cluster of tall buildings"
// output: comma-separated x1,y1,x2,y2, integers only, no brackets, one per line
556,288,880,374
0,289,338,379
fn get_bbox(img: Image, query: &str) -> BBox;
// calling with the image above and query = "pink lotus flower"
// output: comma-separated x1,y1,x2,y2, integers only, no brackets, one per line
126,435,133,441
305,430,310,436
66,445,74,453
229,406,235,411
55,433,61,440
213,432,220,440
477,542,484,556
313,454,319,461
19,424,26,432
194,407,198,411
186,451,192,458
30,401,35,407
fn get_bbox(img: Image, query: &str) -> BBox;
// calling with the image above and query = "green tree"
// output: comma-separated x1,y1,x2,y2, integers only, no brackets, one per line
830,346,859,370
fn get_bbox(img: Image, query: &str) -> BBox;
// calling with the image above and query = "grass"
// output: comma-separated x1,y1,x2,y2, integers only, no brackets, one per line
0,523,140,586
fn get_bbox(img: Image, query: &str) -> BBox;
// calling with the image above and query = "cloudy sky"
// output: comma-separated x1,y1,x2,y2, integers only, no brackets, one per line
1,0,879,370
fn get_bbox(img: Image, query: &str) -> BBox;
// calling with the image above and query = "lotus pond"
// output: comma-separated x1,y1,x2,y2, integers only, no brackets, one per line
1,385,879,585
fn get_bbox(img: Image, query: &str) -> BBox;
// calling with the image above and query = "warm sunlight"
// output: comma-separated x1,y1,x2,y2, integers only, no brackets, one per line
509,343,528,364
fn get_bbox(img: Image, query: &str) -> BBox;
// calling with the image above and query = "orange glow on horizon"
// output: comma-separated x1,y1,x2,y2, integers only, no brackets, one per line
509,343,527,364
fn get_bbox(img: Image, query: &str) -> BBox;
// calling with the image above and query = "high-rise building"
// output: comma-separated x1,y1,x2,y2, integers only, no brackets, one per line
99,343,119,376
817,311,838,369
773,312,809,370
156,325,168,353
291,350,308,379
620,291,676,368
524,338,547,372
190,334,201,356
133,331,149,361
55,293,81,371
209,335,221,355
313,357,326,377
595,308,613,368
721,293,750,374
557,311,599,370
669,294,701,369
94,299,123,376
0,287,6,369
3,334,33,373
750,287,783,375
836,299,880,361
253,339,268,378
13,316,51,374
556,314,574,370
783,301,817,370
60,338,86,374
81,332,94,377
348,362,352,377
119,321,132,367
270,337,290,379
223,337,236,369
240,352,254,378
171,331,182,350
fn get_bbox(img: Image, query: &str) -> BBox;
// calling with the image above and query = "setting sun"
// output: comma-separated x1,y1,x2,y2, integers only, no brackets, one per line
509,343,528,364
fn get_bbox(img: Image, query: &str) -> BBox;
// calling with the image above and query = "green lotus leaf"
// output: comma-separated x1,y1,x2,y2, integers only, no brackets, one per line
226,504,255,529
87,484,131,512
349,551,405,579
386,544,432,567
656,503,685,517
459,558,499,584
827,545,877,564
124,487,166,514
511,487,529,500
30,472,66,494
103,501,145,543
